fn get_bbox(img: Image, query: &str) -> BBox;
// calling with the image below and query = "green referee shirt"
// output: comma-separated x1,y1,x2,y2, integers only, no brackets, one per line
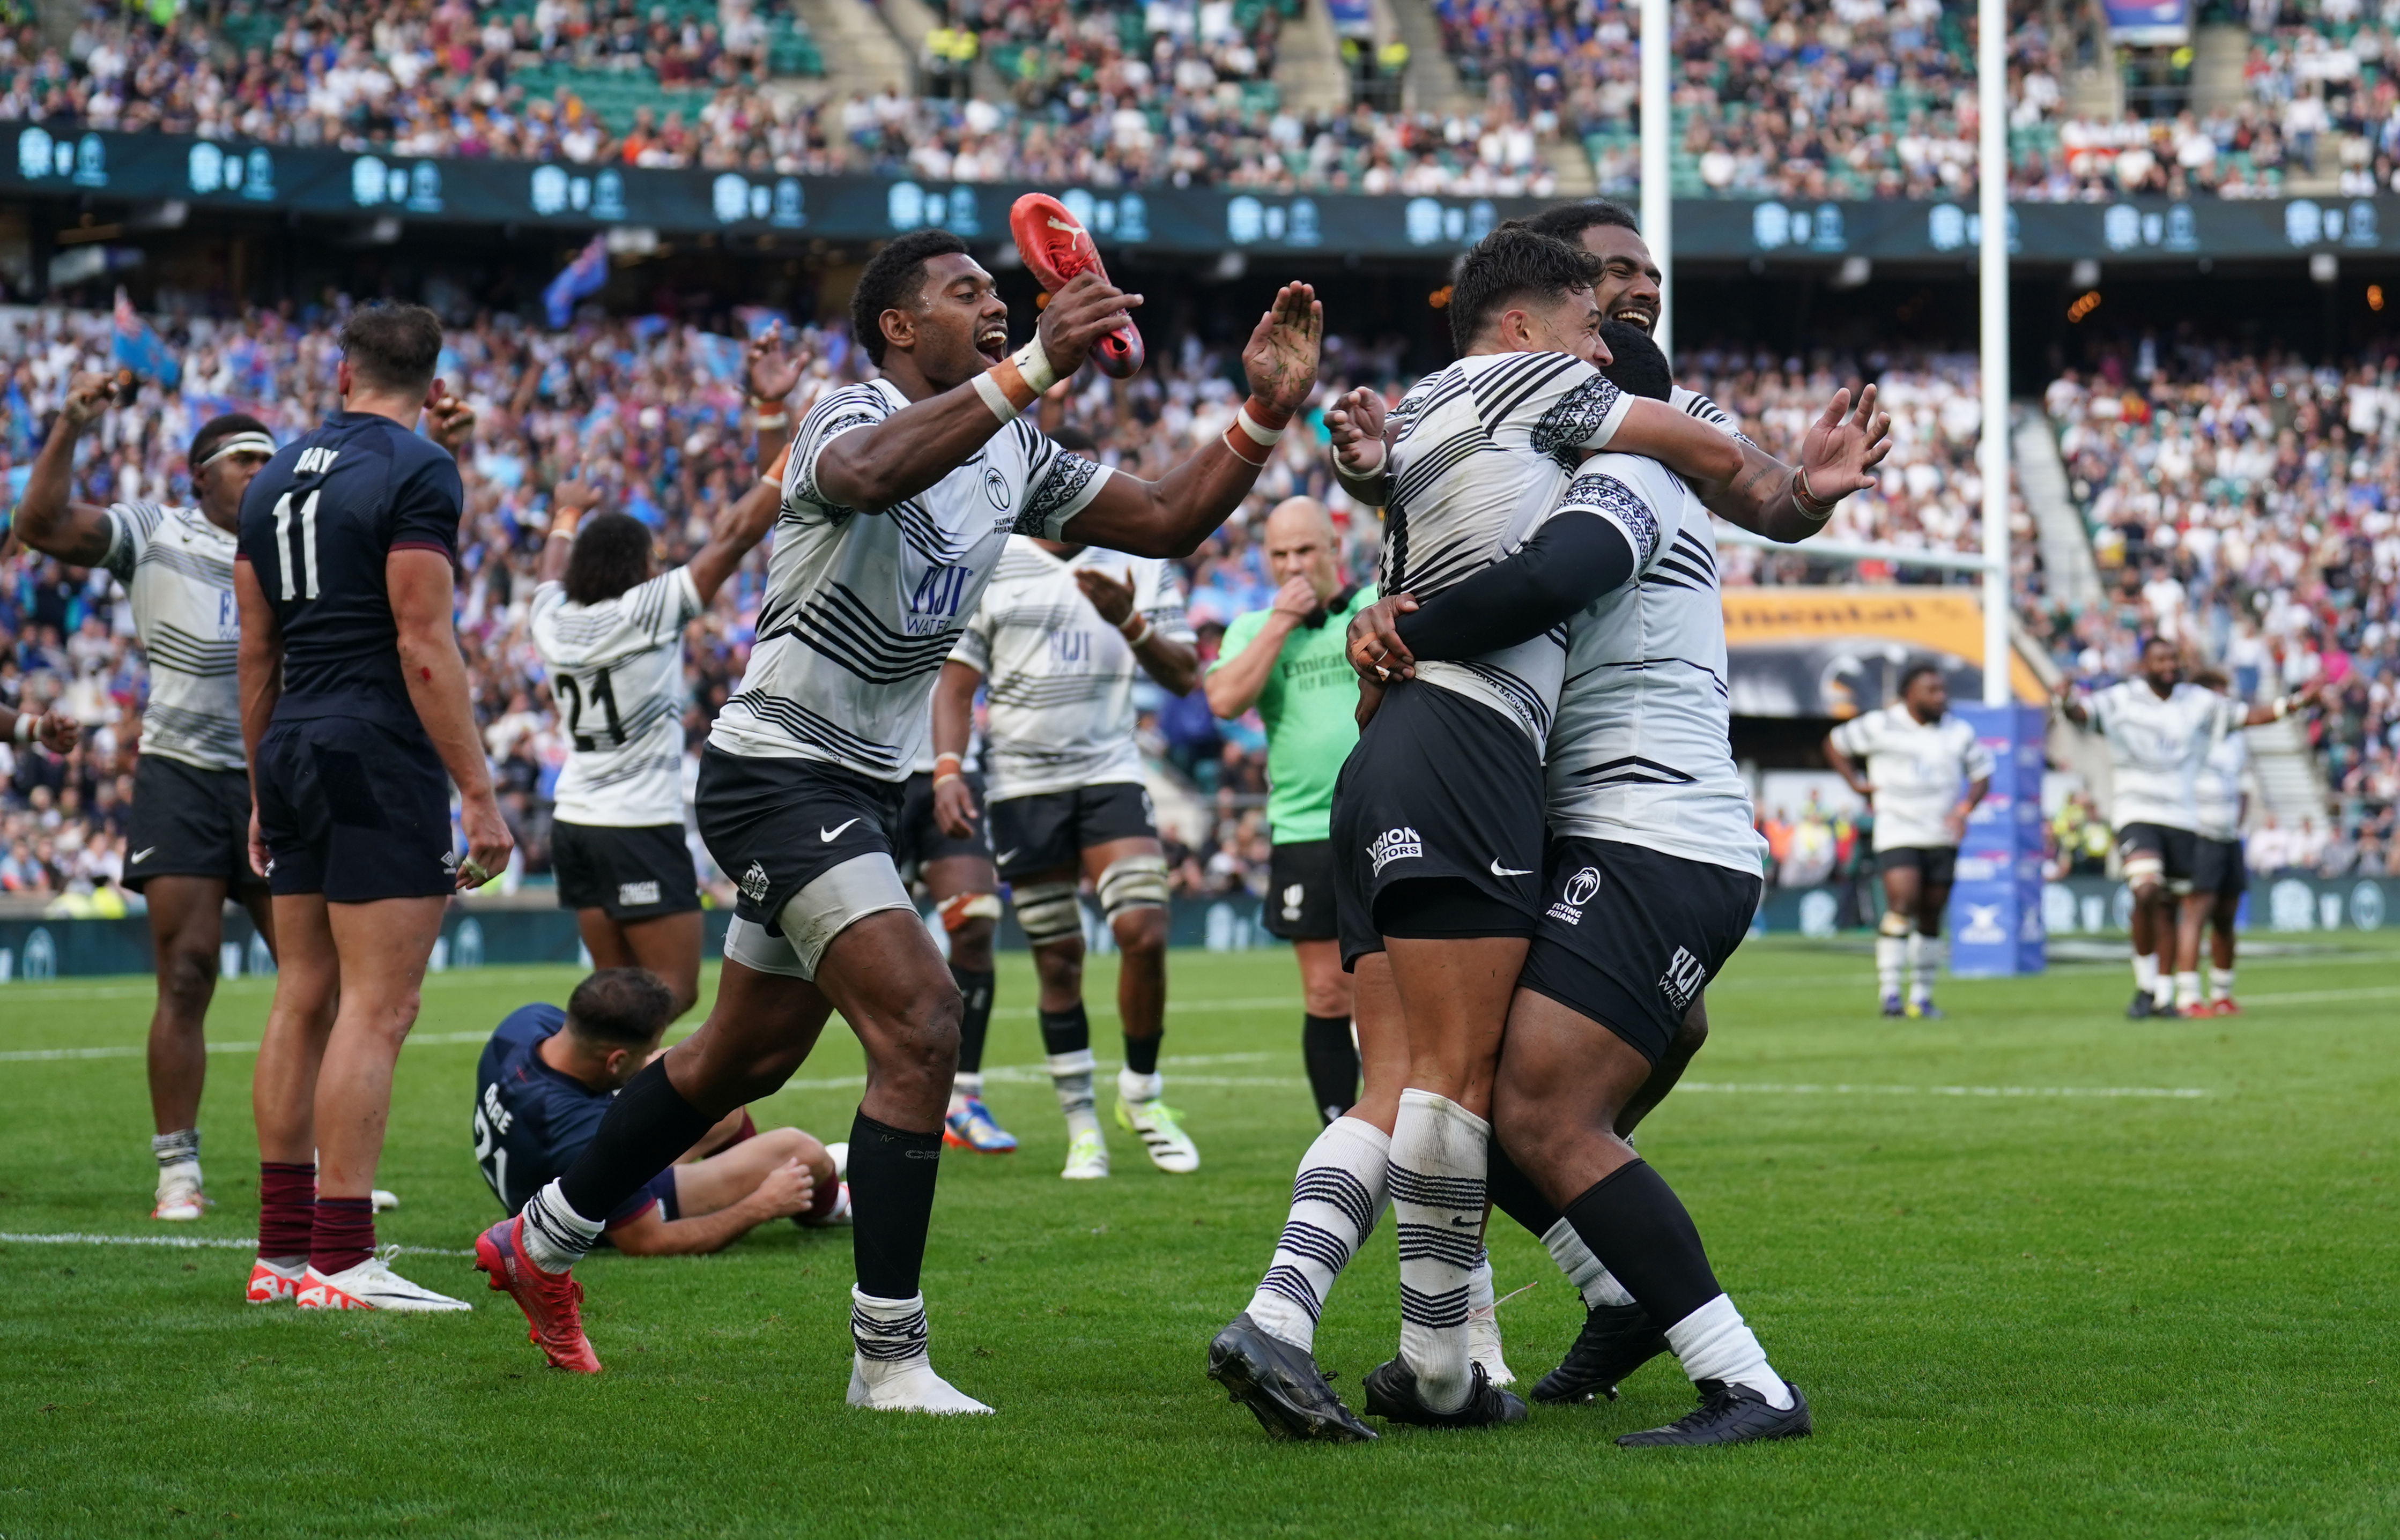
1211,584,1376,845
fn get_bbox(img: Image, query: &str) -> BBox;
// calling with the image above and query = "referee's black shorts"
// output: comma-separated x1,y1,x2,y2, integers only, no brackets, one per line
1263,838,1338,942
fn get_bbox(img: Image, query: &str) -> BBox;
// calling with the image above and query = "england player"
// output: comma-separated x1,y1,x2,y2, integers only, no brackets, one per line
531,327,795,1017
236,302,510,1311
1825,662,1993,1018
1203,495,1375,1125
1350,324,1821,1445
2057,639,2310,1018
16,380,282,1221
476,229,1322,1411
475,968,849,1255
2189,667,2249,1013
931,514,1200,1179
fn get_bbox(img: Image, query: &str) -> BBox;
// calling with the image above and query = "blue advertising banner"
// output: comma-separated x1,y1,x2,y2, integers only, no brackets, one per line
1946,703,2049,977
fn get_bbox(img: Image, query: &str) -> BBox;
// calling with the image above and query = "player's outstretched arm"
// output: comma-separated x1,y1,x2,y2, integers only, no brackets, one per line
1053,284,1322,558
1073,567,1198,694
1606,398,1747,487
1701,385,1892,543
13,372,122,566
814,272,1139,512
1345,502,1642,678
535,480,604,586
390,549,514,889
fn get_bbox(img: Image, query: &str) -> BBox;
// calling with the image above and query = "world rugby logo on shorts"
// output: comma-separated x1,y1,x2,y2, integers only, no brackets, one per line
1282,883,1305,921
1658,945,1706,1012
1367,826,1422,875
1546,865,1602,925
618,880,660,907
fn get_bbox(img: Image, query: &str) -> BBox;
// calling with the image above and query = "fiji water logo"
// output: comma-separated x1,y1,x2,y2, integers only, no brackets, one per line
1049,629,1092,667
1367,825,1423,875
1658,945,1706,1013
905,564,973,636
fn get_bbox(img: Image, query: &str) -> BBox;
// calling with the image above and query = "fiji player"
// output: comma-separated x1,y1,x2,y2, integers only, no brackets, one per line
237,303,513,1311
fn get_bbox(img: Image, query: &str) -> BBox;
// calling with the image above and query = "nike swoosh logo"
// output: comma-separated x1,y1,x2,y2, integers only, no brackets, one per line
1490,859,1532,878
130,847,155,863
995,849,1020,865
820,819,860,842
1449,1215,1479,1226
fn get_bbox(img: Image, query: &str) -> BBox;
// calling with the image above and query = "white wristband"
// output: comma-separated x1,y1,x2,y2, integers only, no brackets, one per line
13,712,33,746
972,369,1024,424
1337,438,1387,480
1234,401,1285,449
1120,615,1154,649
1012,336,1057,396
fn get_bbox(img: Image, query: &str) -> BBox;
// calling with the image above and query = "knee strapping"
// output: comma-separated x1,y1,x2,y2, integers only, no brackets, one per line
1013,881,1084,944
937,890,1003,933
1877,909,1913,939
1097,854,1169,920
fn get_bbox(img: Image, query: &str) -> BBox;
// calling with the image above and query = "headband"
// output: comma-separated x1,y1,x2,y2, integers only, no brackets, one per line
198,432,277,470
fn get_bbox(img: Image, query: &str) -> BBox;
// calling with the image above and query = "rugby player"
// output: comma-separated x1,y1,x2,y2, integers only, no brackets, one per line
932,490,1201,1179
477,229,1322,1411
1350,322,1831,1445
1825,661,1993,1018
1522,199,1744,437
1202,495,1374,1126
16,379,283,1220
2057,639,2312,1018
236,302,510,1311
530,326,796,1017
2189,667,2250,1013
475,968,849,1254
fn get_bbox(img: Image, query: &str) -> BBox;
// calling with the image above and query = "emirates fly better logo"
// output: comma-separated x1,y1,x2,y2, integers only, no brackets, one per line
1367,826,1423,876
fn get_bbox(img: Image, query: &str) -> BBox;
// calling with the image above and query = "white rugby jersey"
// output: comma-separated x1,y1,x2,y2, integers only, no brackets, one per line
1671,385,1750,444
709,380,1112,780
2086,679,2242,832
1542,452,1765,877
532,568,702,827
2194,723,2249,842
1381,350,1633,743
950,537,1193,802
101,501,245,771
1828,703,1995,852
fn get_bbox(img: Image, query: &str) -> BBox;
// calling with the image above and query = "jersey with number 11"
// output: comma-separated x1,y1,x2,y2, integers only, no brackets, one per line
235,410,465,731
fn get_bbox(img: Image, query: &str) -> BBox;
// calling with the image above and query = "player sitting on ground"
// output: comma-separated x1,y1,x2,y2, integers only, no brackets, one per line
931,481,1201,1180
530,324,795,1018
1824,661,1992,1020
16,382,282,1222
475,968,847,1254
475,227,1321,1411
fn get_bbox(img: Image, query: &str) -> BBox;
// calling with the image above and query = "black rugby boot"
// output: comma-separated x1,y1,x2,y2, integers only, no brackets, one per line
1616,1379,1812,1447
1531,1300,1669,1404
1207,1314,1376,1442
2126,989,2156,1019
1361,1356,1528,1429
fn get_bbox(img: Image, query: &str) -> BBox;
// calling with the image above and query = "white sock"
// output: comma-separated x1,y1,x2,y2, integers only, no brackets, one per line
2174,970,2201,1008
1466,1247,1513,1385
951,1072,984,1106
2133,952,2159,994
1246,1116,1388,1352
1907,934,1942,1002
1874,934,1904,999
519,1179,605,1273
1541,1217,1635,1308
1666,1292,1791,1409
846,1286,991,1413
1118,1067,1164,1105
1390,1088,1488,1413
1047,1050,1100,1141
2152,968,2177,1007
2211,968,2234,1002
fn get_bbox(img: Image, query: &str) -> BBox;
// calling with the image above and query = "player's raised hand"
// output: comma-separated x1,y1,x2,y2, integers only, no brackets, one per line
1325,386,1388,477
746,320,808,404
61,371,121,428
1798,382,1889,502
1346,593,1417,682
456,798,514,892
1242,282,1323,416
1073,566,1137,627
1036,271,1144,378
428,392,477,454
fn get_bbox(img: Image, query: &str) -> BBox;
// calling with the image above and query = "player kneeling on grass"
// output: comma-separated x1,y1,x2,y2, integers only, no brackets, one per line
475,969,848,1261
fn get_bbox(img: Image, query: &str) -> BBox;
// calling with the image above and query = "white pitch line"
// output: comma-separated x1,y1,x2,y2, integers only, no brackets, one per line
2234,985,2400,1007
0,1029,495,1063
1676,1081,2208,1099
0,1231,473,1257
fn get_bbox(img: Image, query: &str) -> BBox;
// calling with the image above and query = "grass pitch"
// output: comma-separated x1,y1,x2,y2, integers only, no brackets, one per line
7,933,2400,1538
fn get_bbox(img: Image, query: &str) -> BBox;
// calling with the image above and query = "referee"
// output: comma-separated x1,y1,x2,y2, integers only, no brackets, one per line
1203,496,1375,1124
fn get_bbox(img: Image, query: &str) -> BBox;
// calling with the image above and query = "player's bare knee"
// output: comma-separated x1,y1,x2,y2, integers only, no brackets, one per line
1108,904,1166,957
155,940,219,1015
947,913,997,972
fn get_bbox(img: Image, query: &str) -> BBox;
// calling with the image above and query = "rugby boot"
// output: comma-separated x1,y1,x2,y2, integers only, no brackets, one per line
2125,990,2155,1020
1361,1356,1527,1430
475,1214,601,1372
1879,993,1905,1018
152,1170,208,1222
1009,193,1144,377
2211,996,2242,1016
1061,1128,1110,1179
1617,1379,1812,1447
299,1248,471,1312
1207,1313,1376,1442
944,1096,1018,1154
1530,1300,1669,1404
1116,1096,1199,1173
1905,998,1945,1020
246,1256,306,1305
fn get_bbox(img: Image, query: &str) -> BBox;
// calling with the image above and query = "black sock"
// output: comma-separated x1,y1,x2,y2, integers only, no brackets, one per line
849,1109,943,1299
558,1058,716,1222
950,965,996,1075
1486,1142,1562,1240
1559,1159,1722,1331
1122,1031,1160,1076
1301,1013,1358,1124
1038,1003,1090,1057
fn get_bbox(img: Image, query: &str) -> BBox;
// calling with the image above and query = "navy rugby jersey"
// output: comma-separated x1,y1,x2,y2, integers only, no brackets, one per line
236,411,463,730
472,1004,657,1226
